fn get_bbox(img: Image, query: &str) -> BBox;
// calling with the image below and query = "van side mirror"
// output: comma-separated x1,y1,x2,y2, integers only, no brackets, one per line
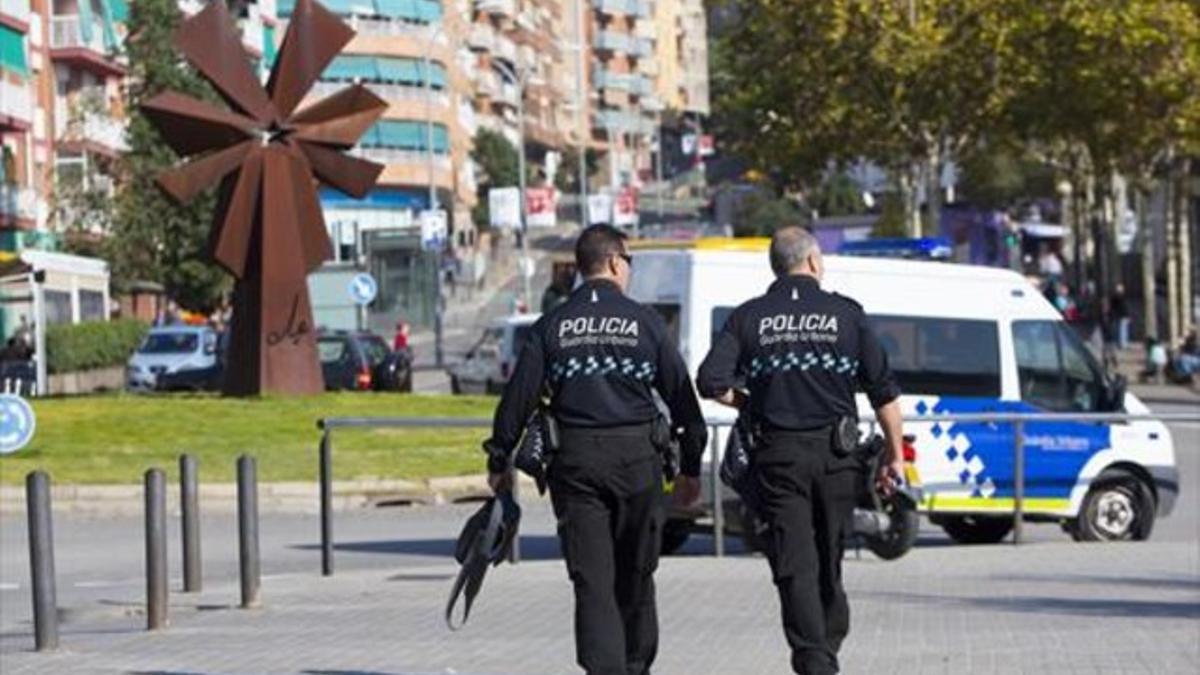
1100,374,1127,412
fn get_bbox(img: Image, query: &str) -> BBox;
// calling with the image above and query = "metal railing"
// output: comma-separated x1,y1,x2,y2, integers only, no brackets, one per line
315,411,1199,573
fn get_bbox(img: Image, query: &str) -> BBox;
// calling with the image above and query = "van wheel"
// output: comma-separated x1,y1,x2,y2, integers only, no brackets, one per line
940,515,1013,544
1071,471,1155,542
661,518,692,555
450,376,462,395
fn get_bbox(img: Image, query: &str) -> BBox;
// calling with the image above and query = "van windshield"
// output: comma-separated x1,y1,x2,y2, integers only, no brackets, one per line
867,316,1001,398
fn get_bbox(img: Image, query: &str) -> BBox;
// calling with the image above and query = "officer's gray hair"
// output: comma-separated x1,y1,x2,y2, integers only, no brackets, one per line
769,226,818,277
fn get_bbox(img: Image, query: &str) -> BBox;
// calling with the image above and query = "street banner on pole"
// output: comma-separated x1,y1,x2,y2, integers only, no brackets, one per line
525,187,557,228
488,187,521,230
420,209,448,252
587,194,612,225
613,187,639,227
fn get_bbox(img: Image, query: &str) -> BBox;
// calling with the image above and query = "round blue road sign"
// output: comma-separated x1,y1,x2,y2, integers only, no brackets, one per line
349,272,378,306
0,394,36,455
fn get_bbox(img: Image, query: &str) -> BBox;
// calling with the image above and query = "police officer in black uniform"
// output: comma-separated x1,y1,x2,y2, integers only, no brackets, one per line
697,226,905,675
485,224,707,675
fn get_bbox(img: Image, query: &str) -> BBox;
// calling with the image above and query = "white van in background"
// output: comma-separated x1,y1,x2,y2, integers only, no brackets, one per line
628,238,1178,544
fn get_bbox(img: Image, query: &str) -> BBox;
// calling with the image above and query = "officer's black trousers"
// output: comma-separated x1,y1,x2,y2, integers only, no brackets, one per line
752,429,857,675
549,424,663,675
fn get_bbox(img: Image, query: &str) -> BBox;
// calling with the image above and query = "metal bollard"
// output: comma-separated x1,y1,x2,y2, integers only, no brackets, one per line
1012,420,1025,545
710,427,725,557
180,454,201,593
26,471,58,651
319,430,333,577
144,468,168,630
237,455,261,608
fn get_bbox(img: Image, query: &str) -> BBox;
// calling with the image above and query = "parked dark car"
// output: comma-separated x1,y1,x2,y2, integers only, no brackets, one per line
318,330,413,392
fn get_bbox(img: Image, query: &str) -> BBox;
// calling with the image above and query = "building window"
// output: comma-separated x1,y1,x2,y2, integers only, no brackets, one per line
79,289,105,321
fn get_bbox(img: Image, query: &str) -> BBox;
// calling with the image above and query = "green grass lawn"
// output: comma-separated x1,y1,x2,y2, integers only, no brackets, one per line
0,393,499,485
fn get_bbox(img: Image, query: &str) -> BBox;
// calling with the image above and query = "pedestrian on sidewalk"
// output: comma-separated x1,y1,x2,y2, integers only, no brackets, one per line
1111,283,1131,349
483,224,707,675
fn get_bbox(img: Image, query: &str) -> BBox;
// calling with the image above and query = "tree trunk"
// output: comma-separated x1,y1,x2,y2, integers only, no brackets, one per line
1166,167,1180,344
1178,157,1193,336
896,166,921,238
1136,187,1157,341
926,145,943,238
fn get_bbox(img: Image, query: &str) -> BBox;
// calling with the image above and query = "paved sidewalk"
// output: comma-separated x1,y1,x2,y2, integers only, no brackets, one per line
2,539,1196,674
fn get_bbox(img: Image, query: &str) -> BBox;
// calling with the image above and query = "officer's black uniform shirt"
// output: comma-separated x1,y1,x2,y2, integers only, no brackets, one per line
697,275,900,430
488,278,708,475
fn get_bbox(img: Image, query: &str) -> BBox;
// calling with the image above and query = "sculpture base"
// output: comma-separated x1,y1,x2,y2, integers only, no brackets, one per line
222,273,324,396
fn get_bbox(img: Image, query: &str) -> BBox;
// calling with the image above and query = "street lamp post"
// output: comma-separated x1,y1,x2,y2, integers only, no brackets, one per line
423,23,446,367
492,59,533,311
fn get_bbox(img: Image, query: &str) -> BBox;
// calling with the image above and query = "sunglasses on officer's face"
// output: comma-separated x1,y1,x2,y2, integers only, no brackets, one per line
615,253,633,267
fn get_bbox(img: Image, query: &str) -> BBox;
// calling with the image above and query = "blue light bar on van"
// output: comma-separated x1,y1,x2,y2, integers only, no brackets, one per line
838,237,954,260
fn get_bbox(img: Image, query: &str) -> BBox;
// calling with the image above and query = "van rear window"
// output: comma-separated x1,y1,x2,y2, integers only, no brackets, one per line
867,315,1001,398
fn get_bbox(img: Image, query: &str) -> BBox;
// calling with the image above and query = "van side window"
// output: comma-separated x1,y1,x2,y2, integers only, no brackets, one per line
867,316,1001,397
1012,320,1103,411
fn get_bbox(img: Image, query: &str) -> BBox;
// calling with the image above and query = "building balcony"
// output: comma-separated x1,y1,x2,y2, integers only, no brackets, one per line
0,78,32,131
0,0,31,29
0,185,36,224
593,109,653,135
594,30,633,54
476,0,515,20
59,111,128,155
593,68,633,91
467,22,495,52
344,16,445,44
308,80,451,110
493,33,517,63
350,146,451,170
632,38,654,59
596,0,649,19
48,13,124,77
637,58,658,76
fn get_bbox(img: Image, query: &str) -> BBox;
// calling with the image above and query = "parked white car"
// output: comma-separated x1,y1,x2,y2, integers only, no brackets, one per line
449,314,540,395
127,326,219,392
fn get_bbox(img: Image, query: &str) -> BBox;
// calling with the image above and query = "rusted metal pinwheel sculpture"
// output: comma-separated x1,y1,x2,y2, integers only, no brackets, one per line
142,0,387,395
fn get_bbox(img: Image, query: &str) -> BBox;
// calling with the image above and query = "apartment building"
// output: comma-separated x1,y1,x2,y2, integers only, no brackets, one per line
0,0,273,254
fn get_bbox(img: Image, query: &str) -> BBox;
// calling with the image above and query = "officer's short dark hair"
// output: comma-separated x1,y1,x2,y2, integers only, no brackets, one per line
575,224,629,277
770,226,819,277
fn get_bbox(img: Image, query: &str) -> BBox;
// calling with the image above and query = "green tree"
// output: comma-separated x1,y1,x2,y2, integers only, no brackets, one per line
470,128,520,227
712,1,1026,234
108,0,228,311
807,172,866,218
731,192,808,237
553,146,601,194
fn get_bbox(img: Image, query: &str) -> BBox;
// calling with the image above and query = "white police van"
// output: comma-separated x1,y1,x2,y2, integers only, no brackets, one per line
629,238,1178,544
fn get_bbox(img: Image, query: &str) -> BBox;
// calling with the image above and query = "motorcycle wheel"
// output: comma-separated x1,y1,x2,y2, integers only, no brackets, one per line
660,518,693,555
939,515,1013,544
865,495,920,560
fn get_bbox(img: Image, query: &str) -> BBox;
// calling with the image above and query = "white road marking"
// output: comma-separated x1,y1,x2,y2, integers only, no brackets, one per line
0,582,18,591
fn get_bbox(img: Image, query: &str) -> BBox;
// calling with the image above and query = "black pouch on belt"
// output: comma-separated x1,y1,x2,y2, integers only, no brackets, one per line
832,415,860,457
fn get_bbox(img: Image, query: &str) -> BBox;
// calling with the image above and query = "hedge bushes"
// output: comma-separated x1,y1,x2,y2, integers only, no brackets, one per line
46,319,149,374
